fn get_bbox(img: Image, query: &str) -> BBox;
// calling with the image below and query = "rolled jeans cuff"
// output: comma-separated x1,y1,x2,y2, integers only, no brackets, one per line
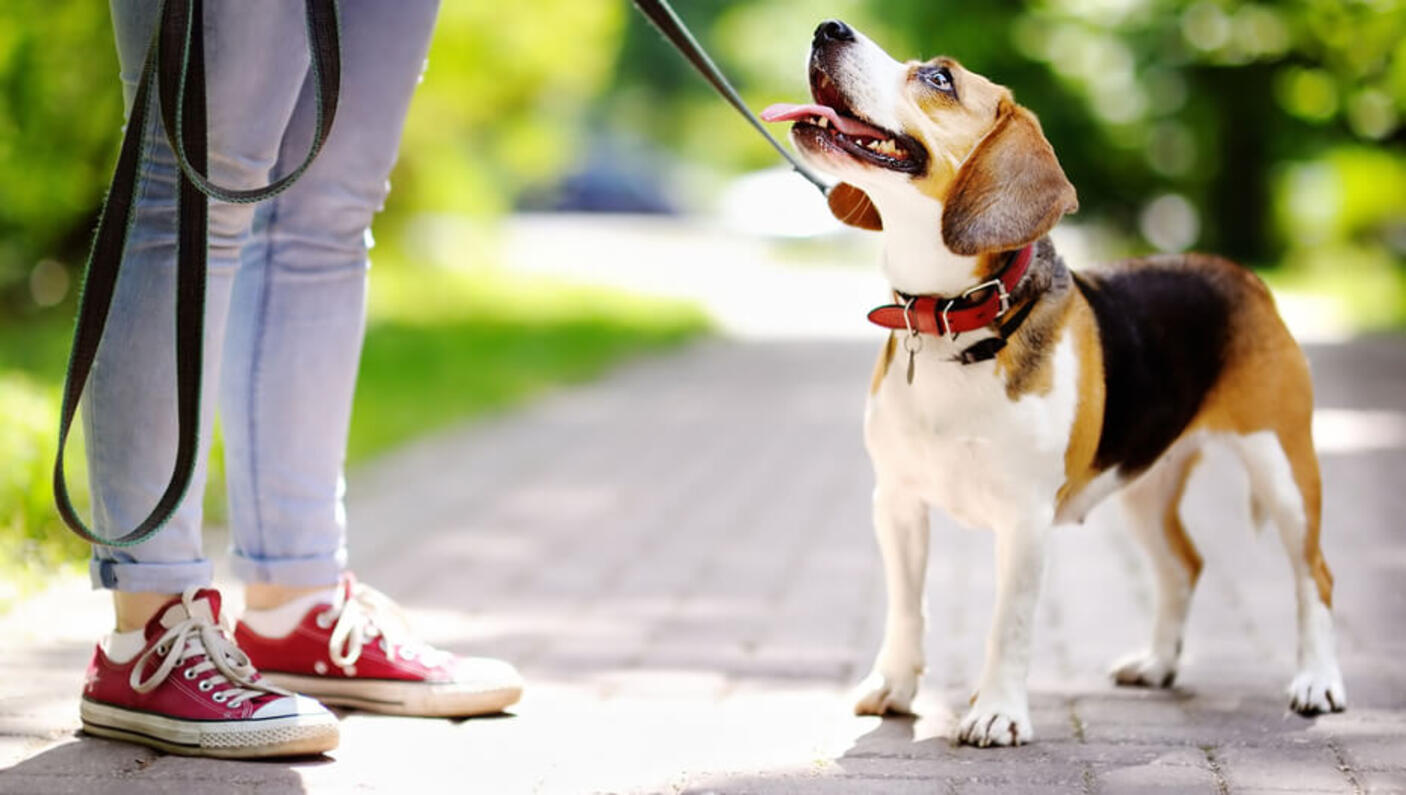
229,547,346,587
90,556,214,593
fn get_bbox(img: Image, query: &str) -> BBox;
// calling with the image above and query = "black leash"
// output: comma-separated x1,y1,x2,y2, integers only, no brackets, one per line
54,0,342,547
630,0,830,196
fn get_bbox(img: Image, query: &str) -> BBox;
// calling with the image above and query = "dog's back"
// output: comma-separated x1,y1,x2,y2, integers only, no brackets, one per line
1066,253,1330,599
1072,254,1310,474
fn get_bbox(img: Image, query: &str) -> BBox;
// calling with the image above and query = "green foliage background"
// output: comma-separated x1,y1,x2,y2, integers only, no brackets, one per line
2,0,1404,311
0,0,1403,589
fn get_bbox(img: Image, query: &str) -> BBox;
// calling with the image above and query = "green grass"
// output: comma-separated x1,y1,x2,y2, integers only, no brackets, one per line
349,262,708,460
0,260,706,609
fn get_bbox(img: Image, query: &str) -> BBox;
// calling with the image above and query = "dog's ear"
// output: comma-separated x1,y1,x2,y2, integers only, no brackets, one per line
942,99,1077,256
828,182,883,230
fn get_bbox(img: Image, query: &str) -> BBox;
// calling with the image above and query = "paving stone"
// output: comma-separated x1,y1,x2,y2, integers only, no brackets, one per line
1096,761,1221,793
836,756,1091,787
1359,769,1406,794
1217,744,1358,792
1338,734,1406,770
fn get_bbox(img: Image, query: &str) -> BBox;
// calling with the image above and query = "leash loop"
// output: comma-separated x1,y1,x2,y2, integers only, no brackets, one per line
160,0,341,204
54,0,342,548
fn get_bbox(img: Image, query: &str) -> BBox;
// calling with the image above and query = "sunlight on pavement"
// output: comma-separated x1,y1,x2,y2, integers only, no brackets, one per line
500,211,888,340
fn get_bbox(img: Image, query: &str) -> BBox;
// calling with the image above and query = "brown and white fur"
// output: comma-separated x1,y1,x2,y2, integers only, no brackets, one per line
777,20,1345,746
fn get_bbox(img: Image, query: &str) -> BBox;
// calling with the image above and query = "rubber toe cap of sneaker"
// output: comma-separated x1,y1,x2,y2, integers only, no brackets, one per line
252,693,334,720
453,657,524,692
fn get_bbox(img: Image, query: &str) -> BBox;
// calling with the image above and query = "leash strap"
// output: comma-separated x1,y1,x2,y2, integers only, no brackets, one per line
630,0,830,196
54,0,341,548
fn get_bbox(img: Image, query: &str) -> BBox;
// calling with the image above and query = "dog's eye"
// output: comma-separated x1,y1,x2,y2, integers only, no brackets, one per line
921,66,955,96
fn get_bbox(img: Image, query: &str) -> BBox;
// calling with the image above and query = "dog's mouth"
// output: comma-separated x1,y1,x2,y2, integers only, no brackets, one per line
762,68,927,175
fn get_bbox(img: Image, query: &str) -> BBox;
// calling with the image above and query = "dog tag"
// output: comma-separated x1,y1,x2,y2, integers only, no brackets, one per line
903,333,922,386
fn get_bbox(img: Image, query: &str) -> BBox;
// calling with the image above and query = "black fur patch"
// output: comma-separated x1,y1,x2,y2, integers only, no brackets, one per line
1074,263,1232,476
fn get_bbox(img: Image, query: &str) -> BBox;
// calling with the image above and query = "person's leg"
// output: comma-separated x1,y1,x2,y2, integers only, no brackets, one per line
222,0,522,716
88,0,314,625
81,1,340,756
221,0,442,596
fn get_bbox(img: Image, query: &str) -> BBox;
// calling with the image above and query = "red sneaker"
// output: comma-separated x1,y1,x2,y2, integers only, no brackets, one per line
81,588,339,758
235,574,523,717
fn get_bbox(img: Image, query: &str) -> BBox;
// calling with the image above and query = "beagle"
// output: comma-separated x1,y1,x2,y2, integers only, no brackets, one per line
762,20,1345,746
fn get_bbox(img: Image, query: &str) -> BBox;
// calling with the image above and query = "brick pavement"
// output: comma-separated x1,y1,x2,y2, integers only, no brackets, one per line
2,337,1404,793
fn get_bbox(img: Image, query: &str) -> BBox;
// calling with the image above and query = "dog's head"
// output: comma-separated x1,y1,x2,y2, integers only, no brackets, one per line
763,20,1078,256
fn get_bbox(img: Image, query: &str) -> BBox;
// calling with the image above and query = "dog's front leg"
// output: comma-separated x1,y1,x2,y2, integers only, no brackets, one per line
958,515,1049,746
853,486,930,716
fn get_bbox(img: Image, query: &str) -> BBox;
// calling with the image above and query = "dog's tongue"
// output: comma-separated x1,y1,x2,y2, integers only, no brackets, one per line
760,103,890,139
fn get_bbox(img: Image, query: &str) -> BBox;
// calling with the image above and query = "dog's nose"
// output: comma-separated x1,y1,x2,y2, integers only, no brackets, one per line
814,19,855,45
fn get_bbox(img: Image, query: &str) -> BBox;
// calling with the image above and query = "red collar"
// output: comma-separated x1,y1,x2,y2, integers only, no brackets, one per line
867,245,1034,338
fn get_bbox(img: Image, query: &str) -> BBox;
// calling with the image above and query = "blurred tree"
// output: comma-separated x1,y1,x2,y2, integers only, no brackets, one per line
0,1,625,314
0,2,122,318
391,0,625,219
2,0,1403,319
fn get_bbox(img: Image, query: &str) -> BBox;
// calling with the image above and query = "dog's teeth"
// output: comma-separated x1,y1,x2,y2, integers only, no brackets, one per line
816,116,828,128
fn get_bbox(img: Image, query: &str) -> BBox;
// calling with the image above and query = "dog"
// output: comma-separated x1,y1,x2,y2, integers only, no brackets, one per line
761,20,1346,746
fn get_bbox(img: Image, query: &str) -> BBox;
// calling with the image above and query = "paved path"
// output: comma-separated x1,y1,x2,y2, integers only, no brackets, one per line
2,337,1405,793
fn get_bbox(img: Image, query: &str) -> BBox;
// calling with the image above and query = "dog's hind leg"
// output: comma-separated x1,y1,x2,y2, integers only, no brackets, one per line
1110,447,1204,688
853,486,929,716
1232,428,1346,714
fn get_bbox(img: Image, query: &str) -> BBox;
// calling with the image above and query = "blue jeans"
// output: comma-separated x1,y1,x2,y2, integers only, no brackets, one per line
87,0,440,592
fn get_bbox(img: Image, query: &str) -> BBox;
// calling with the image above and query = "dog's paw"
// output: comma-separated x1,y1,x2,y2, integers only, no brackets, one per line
851,669,919,716
1288,667,1347,715
1110,650,1178,688
957,698,1032,747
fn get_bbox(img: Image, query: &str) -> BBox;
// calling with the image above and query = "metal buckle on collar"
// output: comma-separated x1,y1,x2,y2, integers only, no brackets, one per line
962,277,1012,316
938,278,1011,341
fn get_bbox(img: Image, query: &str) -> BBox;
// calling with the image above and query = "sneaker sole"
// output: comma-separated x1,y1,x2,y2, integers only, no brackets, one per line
80,698,339,759
262,672,523,718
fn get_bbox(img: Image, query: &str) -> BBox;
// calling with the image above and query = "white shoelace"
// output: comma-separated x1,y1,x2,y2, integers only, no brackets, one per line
319,581,451,669
130,587,290,709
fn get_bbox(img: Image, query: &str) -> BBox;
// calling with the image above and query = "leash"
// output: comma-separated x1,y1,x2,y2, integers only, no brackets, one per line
630,0,830,196
54,0,342,547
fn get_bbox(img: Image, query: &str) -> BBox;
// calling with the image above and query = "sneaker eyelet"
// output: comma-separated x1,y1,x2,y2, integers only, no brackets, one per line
315,613,334,629
183,668,198,680
198,680,214,692
155,643,170,656
211,691,228,703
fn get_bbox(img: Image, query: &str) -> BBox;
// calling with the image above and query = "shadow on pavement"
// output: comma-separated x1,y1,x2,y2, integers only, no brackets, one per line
0,732,330,793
